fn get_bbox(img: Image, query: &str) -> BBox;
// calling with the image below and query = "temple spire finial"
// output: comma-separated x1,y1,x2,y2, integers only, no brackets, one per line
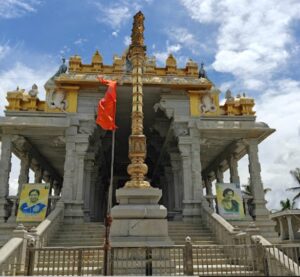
130,11,145,47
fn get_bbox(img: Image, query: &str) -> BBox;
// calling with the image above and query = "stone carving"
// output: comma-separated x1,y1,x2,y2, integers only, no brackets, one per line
225,89,234,101
173,123,189,137
47,89,67,111
53,136,65,147
28,84,39,97
131,11,145,47
200,94,217,113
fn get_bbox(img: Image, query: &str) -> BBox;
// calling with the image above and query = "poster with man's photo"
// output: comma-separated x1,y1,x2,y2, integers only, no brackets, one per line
17,183,50,222
216,183,245,220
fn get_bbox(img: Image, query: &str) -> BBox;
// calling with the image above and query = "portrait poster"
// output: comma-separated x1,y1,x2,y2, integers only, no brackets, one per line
216,183,245,220
17,183,50,222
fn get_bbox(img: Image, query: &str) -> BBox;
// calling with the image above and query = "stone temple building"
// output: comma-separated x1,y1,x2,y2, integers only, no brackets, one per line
0,12,279,248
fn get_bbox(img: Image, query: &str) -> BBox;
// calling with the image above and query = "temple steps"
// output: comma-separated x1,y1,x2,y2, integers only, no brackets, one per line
47,222,105,247
168,221,218,245
0,223,17,247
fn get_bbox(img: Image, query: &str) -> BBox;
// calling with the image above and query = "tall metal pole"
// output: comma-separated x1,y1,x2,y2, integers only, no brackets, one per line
125,11,151,189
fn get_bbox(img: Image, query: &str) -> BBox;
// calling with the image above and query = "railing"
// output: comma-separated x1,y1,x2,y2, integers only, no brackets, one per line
27,246,104,276
35,201,64,247
192,244,263,276
0,237,24,276
4,237,300,276
200,201,243,245
252,235,300,276
111,246,185,276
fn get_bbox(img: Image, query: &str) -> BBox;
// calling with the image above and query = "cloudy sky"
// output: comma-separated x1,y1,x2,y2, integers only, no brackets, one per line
0,0,300,210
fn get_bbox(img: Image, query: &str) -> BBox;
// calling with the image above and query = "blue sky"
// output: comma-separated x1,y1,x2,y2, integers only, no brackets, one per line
0,0,300,210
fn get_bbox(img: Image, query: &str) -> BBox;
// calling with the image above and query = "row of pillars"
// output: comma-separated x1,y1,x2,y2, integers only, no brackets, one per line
0,134,62,222
159,134,269,221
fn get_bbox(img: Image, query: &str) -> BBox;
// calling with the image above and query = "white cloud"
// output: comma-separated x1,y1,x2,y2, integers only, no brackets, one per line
153,41,183,66
167,27,208,55
0,0,41,19
0,43,11,61
74,38,88,45
112,31,118,37
123,36,131,46
180,0,300,90
180,0,300,210
255,80,300,209
232,80,300,210
0,62,56,114
92,0,141,30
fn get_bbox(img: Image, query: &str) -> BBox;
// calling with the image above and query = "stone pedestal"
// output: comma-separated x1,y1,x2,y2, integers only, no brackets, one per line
111,187,173,247
63,201,85,223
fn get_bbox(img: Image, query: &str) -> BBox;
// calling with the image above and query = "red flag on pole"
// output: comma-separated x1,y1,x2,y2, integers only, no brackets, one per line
96,76,117,130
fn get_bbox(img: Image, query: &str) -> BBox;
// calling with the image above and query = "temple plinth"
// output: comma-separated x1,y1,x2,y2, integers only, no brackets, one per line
110,11,172,246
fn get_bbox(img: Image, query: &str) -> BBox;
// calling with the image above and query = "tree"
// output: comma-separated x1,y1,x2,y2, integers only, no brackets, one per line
280,198,294,211
286,168,300,203
242,179,271,196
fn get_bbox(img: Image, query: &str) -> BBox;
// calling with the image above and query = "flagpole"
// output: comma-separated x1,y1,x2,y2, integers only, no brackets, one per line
104,130,115,275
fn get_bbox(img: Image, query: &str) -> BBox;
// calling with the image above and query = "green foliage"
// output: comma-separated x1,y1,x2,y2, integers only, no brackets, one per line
280,198,294,211
287,168,300,201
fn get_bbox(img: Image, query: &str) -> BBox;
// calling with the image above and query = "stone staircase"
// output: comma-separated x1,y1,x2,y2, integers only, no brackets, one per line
167,221,263,276
36,221,262,275
168,221,217,245
48,222,105,247
0,223,17,247
227,218,279,243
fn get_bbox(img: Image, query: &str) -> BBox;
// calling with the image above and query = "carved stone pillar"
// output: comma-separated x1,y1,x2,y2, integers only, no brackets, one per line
61,127,77,201
83,157,94,221
17,153,31,195
278,217,287,240
89,162,100,222
160,174,168,207
170,153,182,211
204,176,213,196
34,166,43,183
164,166,174,211
0,135,12,222
178,143,192,200
61,126,87,223
191,129,203,201
228,154,240,184
286,216,295,241
215,166,224,183
204,176,214,209
246,140,269,219
178,131,202,221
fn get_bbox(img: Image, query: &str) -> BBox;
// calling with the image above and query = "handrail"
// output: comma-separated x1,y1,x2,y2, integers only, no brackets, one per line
35,201,64,247
251,235,300,276
200,202,242,245
0,237,23,275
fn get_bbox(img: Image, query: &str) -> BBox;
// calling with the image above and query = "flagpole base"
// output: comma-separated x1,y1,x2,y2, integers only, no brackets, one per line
110,187,173,247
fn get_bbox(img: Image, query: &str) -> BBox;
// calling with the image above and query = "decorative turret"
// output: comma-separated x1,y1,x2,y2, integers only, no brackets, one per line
91,50,103,70
166,54,177,74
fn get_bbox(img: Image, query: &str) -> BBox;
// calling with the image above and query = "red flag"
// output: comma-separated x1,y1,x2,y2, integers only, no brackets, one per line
96,76,117,130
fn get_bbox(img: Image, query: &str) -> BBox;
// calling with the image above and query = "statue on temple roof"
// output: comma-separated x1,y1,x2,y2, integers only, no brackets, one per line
51,58,68,79
198,62,207,79
28,84,39,97
225,89,234,101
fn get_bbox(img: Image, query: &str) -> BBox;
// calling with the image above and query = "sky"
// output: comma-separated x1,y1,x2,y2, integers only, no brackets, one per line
0,0,300,211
